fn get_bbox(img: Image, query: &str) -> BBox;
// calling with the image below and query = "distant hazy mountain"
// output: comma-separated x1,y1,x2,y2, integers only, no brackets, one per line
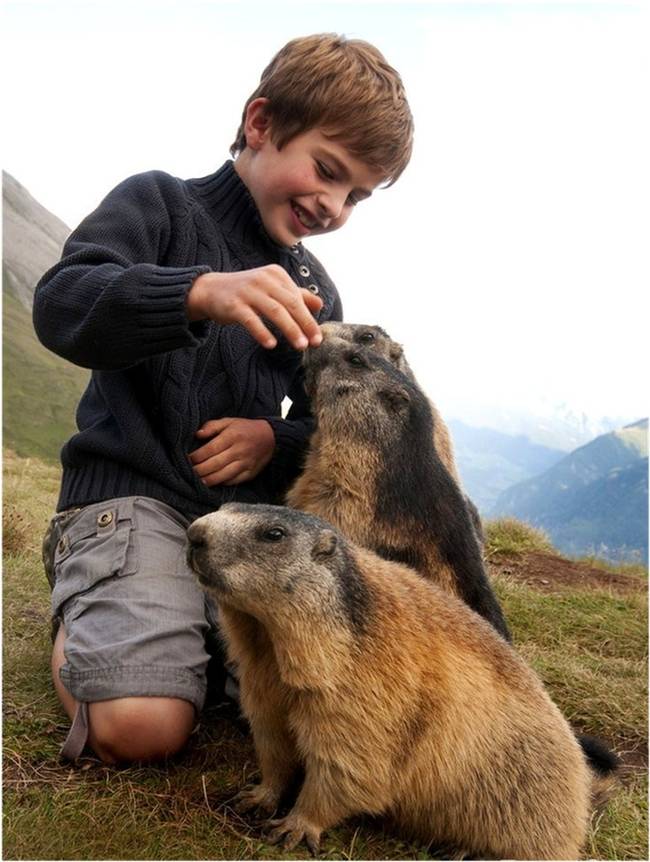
449,419,564,512
446,398,636,452
491,419,649,562
2,171,89,463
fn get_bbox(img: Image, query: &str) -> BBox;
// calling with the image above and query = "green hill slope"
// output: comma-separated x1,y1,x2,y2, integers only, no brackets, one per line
3,273,88,463
3,172,88,463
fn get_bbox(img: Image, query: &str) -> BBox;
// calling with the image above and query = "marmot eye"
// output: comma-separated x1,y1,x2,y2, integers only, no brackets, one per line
262,527,286,542
358,332,375,344
347,353,365,367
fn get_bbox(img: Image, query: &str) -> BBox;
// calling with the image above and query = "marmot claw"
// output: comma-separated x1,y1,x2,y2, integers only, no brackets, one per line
265,814,322,856
232,783,279,816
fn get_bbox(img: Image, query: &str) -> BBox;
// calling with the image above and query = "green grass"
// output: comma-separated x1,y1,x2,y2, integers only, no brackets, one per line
2,285,89,463
484,516,554,556
571,555,649,579
3,450,648,860
493,576,647,747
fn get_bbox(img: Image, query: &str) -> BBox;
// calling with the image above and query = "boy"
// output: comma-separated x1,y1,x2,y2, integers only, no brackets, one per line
33,33,413,765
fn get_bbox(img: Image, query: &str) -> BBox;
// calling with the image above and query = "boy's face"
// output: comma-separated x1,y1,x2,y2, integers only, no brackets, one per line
236,108,385,247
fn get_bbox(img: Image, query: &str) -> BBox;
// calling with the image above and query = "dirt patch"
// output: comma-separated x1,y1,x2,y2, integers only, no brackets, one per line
488,551,647,595
614,739,649,775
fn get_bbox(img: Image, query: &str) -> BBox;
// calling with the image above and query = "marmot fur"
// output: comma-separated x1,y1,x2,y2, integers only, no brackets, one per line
308,322,484,542
187,503,591,859
286,327,509,640
315,322,462,482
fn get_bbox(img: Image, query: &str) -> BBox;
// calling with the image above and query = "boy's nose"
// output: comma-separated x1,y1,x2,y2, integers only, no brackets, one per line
316,190,347,222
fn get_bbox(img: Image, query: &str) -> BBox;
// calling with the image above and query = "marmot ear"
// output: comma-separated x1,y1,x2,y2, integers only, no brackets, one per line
303,366,316,397
312,529,338,560
379,386,410,414
388,342,404,363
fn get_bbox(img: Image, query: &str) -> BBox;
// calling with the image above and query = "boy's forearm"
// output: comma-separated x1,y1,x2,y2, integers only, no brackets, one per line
33,253,210,370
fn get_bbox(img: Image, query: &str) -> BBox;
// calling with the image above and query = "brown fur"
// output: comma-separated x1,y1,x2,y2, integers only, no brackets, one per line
314,322,461,484
286,324,506,637
187,504,591,859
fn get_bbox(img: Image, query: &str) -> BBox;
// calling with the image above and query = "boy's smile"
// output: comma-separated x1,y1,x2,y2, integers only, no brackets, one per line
235,100,385,247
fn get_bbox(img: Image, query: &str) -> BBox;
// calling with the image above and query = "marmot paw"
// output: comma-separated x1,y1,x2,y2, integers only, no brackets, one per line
264,813,322,856
231,783,279,816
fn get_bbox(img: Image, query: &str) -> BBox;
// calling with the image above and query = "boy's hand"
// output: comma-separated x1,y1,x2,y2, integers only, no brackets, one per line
186,266,323,351
189,418,275,487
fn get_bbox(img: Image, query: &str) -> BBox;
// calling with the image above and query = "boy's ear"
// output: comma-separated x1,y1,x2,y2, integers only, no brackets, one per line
244,97,272,150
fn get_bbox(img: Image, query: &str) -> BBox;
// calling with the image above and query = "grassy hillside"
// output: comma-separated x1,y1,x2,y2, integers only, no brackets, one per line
2,282,88,463
3,450,648,860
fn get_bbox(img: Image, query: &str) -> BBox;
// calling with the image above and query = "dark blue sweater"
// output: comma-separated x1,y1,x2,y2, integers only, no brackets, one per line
33,161,342,519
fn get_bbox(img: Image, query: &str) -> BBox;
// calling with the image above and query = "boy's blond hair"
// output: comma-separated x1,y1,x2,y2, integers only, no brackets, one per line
231,33,413,186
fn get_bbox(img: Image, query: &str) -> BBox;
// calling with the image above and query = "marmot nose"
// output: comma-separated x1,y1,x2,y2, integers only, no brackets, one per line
187,521,208,549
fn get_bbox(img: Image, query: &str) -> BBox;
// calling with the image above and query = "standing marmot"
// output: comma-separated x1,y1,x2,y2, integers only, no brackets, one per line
187,503,591,859
314,321,462,484
286,330,509,640
307,321,484,542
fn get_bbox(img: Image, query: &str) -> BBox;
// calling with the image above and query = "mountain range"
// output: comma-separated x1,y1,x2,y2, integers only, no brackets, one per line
491,419,648,563
448,419,564,512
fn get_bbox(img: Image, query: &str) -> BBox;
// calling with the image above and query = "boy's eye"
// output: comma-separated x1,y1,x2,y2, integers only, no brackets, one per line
346,192,361,207
316,161,335,180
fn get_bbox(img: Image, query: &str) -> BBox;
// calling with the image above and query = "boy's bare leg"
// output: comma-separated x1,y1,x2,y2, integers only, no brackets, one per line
52,625,196,763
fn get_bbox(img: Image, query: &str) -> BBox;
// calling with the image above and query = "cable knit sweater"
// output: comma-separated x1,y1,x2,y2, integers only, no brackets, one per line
33,161,342,519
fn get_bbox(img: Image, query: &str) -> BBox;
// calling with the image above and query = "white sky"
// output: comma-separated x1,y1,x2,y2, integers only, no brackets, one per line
3,0,649,422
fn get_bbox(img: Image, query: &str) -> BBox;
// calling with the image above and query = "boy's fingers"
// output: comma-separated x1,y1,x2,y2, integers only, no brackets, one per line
196,418,233,436
200,460,247,487
248,296,309,350
191,447,237,478
223,469,253,486
236,306,278,349
251,289,324,350
188,433,234,465
270,285,323,344
296,289,323,346
301,289,324,314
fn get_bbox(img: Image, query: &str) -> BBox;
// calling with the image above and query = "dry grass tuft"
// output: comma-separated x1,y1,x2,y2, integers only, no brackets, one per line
485,516,554,557
3,503,32,553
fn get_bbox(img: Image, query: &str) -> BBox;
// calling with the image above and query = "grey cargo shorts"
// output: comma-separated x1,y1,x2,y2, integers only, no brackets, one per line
42,496,225,760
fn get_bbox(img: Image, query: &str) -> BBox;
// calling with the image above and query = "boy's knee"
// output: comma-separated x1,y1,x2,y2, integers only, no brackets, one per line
88,697,196,764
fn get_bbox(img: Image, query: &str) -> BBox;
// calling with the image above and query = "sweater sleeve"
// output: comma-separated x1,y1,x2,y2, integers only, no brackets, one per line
32,171,211,371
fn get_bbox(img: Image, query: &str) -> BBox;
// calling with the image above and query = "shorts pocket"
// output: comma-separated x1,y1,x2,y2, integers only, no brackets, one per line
51,498,137,619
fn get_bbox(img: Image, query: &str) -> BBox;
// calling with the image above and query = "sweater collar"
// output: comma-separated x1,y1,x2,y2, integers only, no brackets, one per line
188,160,306,261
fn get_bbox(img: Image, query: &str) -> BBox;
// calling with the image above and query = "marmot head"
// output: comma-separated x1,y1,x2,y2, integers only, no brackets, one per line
316,322,414,379
187,503,370,632
303,331,431,444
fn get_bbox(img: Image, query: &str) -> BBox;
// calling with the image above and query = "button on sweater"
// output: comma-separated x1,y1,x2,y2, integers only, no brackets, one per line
33,161,342,520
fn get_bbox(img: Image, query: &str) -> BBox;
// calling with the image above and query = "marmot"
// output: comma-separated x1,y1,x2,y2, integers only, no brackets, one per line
308,321,484,543
315,322,462,482
187,503,592,859
286,329,509,640
299,324,619,785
